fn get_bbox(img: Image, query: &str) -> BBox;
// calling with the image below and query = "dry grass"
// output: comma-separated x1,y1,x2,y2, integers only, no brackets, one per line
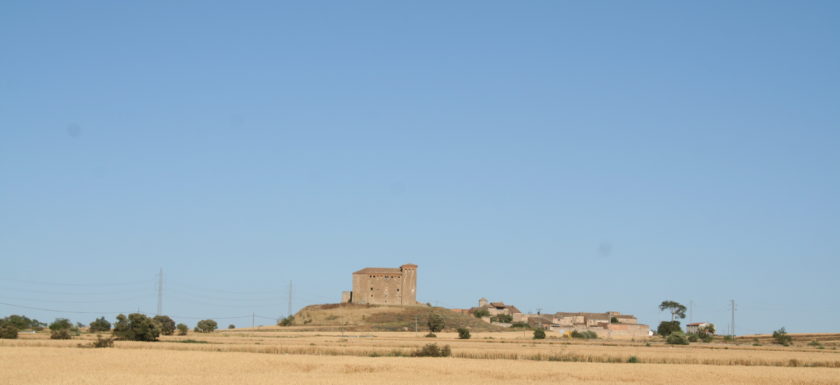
2,346,839,385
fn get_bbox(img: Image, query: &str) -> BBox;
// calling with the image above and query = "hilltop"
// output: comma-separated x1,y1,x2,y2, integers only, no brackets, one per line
289,303,506,332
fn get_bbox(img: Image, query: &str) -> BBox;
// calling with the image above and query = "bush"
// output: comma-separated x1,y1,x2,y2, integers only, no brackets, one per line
457,328,471,339
425,332,437,338
153,315,176,336
773,327,792,346
490,314,513,323
627,355,639,363
611,317,619,324
687,333,699,342
194,319,218,333
113,313,160,341
49,318,77,339
656,321,681,337
51,328,73,339
0,322,18,339
723,335,735,342
510,322,531,329
571,330,598,339
427,313,445,333
533,329,546,339
91,334,115,348
700,334,713,343
228,324,236,329
278,316,295,327
176,323,189,336
472,308,490,318
666,331,689,345
3,315,44,331
808,340,823,348
412,343,451,357
89,317,111,332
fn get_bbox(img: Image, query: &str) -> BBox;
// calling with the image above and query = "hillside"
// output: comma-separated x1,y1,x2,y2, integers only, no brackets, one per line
291,303,506,332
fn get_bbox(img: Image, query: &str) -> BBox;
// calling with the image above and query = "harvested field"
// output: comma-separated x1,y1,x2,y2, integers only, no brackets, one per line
2,346,839,385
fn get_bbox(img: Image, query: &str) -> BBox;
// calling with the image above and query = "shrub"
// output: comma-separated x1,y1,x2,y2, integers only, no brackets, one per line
510,322,531,329
3,315,44,331
228,324,235,329
571,330,598,339
490,314,513,323
425,332,437,338
49,318,76,339
278,316,295,327
89,317,111,332
51,328,72,339
153,315,176,336
687,333,699,342
533,329,546,339
113,313,160,341
700,333,713,343
472,308,490,318
194,319,218,333
412,343,451,357
627,355,639,363
773,327,792,346
427,313,445,333
457,328,471,339
0,322,18,339
666,331,689,345
91,334,115,348
656,321,681,337
611,316,619,324
723,335,735,342
808,340,824,349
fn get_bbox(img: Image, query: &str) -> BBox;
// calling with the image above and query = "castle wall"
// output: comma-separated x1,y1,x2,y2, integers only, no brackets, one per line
399,264,417,305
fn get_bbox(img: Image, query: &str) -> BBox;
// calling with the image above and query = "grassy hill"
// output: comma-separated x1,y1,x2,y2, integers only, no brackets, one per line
291,303,505,332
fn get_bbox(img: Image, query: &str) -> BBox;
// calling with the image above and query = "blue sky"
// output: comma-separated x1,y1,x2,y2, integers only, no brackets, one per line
1,1,838,332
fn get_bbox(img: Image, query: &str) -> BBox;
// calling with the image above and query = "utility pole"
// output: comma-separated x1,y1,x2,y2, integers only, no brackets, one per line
288,281,293,318
730,299,736,337
156,268,163,316
252,312,255,329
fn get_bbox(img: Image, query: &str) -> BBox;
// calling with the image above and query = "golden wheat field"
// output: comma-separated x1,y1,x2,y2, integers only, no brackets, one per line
2,329,840,384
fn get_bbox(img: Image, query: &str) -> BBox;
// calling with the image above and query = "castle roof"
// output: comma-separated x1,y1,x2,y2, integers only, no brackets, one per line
354,267,402,275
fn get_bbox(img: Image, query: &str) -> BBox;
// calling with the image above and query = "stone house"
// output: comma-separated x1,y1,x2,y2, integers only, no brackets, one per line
341,263,417,306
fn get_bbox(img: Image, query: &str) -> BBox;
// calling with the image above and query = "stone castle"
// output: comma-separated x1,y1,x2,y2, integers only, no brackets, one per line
341,263,417,305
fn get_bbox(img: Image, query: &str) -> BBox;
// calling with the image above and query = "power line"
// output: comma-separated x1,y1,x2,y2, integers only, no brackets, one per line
157,268,164,316
0,278,153,287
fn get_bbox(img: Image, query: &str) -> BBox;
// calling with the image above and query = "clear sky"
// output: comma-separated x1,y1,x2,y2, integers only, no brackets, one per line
1,1,838,333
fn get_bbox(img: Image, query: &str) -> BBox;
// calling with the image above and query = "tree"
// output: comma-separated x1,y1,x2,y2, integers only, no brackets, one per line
49,318,75,340
153,315,176,336
176,323,189,336
533,329,546,339
89,317,111,332
194,319,218,333
659,300,687,321
610,317,619,324
0,320,18,339
773,327,792,346
427,313,445,333
113,313,160,341
228,324,236,329
666,331,690,345
657,321,681,337
472,308,490,318
490,314,513,323
457,328,471,339
278,316,294,327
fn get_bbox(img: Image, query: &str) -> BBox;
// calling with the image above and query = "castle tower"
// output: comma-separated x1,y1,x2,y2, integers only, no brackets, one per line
399,264,418,305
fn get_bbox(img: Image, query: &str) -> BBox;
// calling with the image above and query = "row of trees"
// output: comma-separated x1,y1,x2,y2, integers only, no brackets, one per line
0,313,219,341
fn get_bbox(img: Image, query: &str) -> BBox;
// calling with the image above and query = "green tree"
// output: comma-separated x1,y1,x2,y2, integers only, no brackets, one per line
194,319,218,333
153,315,176,336
427,313,445,333
89,317,111,332
533,329,546,339
278,316,294,327
666,331,690,345
0,320,18,339
659,300,687,321
490,314,513,323
228,324,236,329
472,308,490,318
657,321,682,336
610,316,619,324
457,328,471,339
49,318,75,340
773,327,792,346
113,313,160,341
176,323,189,336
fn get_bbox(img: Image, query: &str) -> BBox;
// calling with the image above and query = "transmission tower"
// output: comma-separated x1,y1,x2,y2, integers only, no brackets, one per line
288,281,293,318
156,268,163,316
